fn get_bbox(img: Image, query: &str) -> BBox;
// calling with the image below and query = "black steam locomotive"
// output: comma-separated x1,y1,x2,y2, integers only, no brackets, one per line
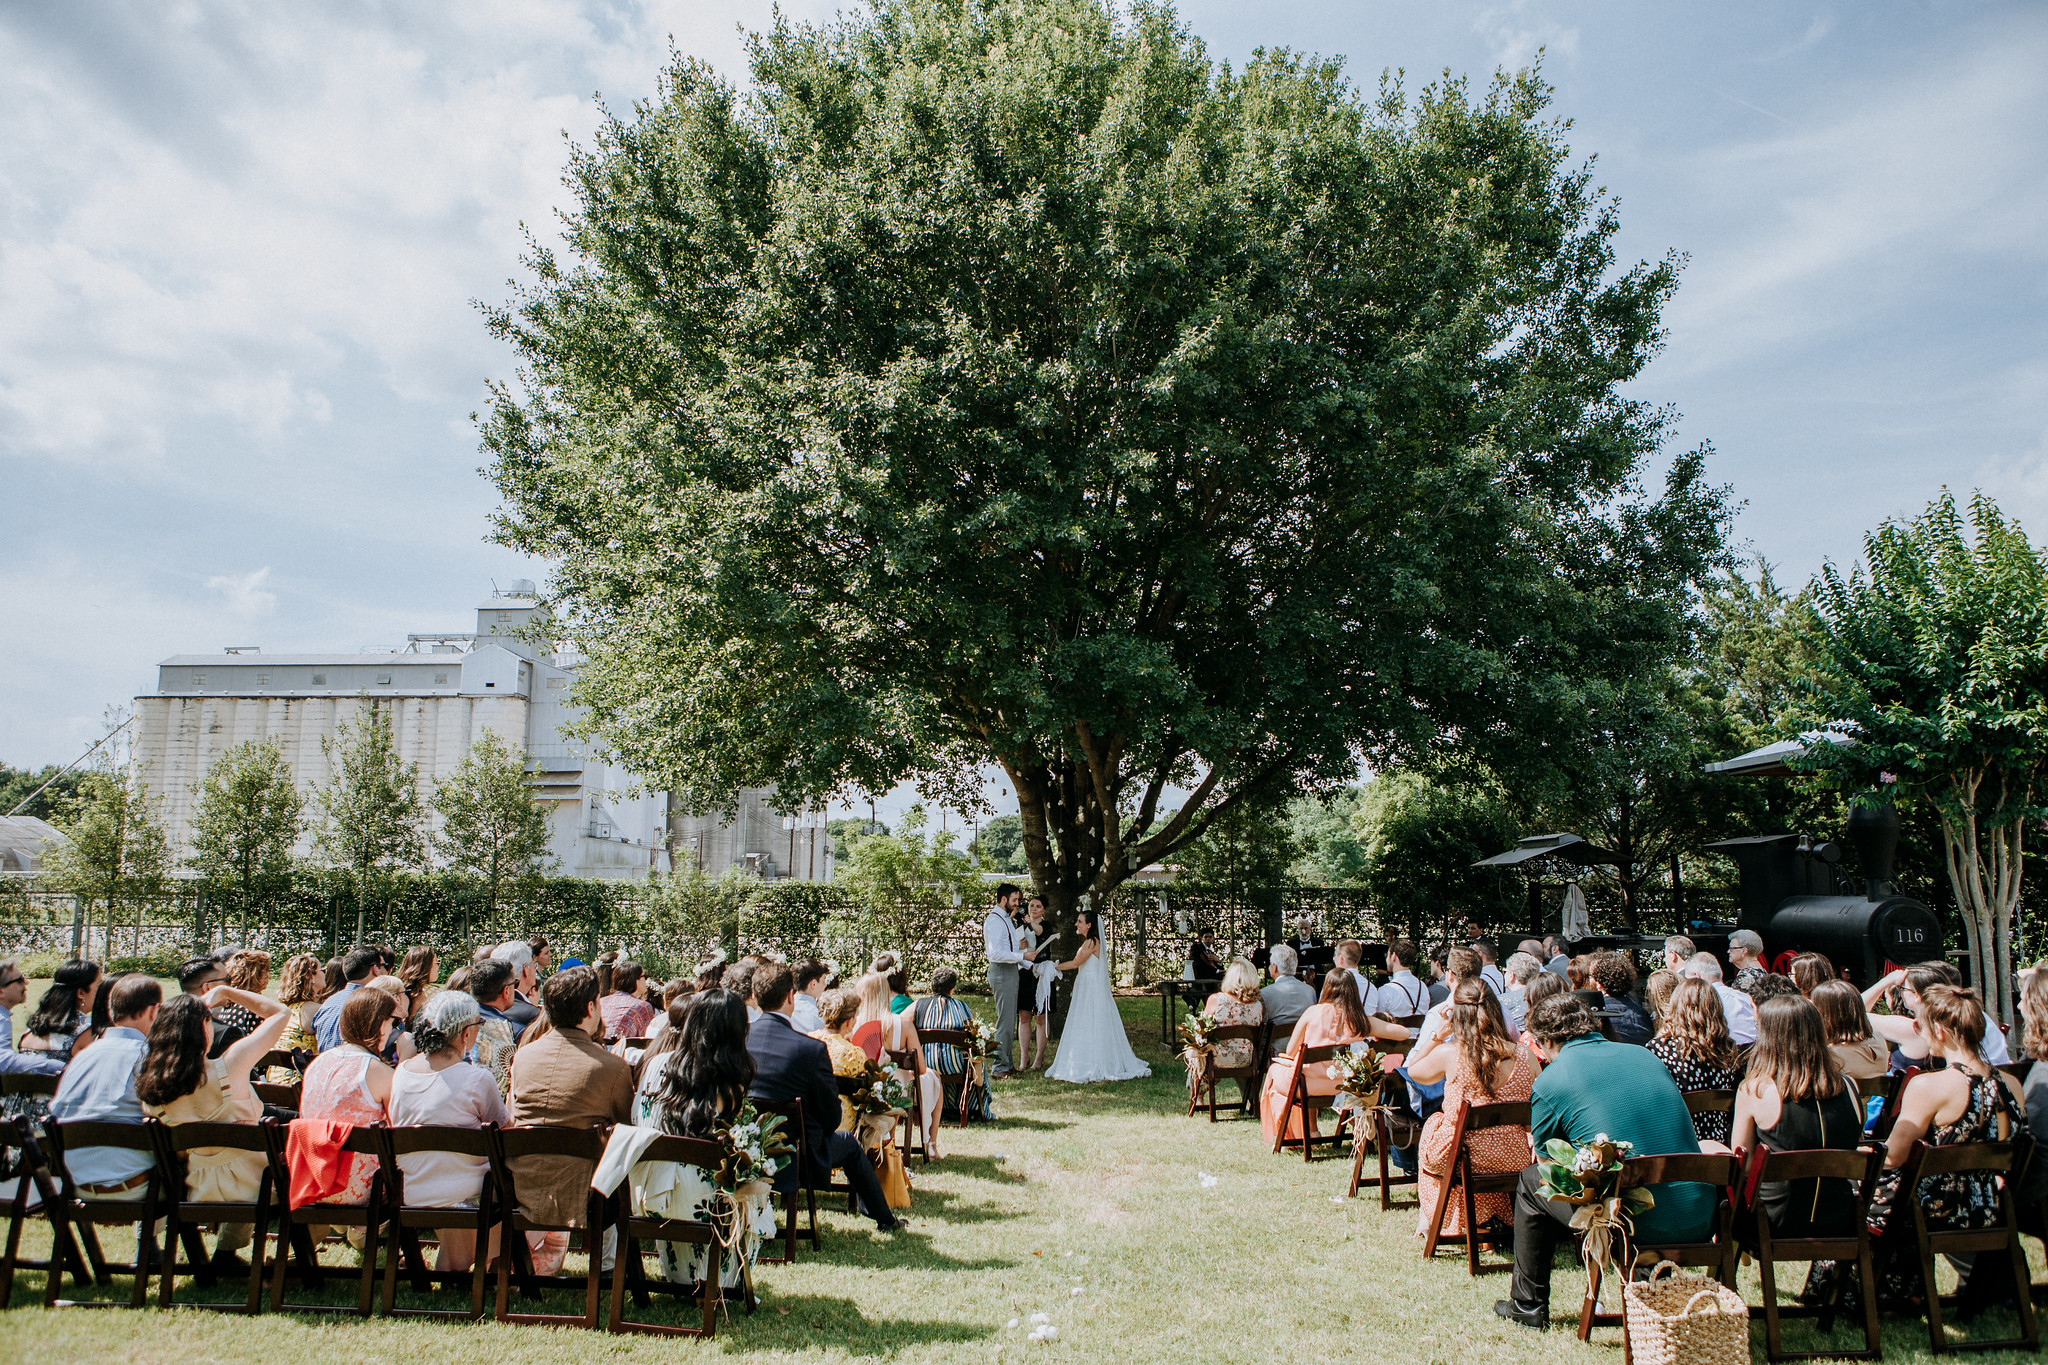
1699,803,1941,987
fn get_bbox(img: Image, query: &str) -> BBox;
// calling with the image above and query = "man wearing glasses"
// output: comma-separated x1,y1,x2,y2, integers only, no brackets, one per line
0,960,64,1077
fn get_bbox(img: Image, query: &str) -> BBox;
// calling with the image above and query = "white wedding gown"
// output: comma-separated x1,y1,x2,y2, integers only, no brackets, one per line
1046,950,1151,1083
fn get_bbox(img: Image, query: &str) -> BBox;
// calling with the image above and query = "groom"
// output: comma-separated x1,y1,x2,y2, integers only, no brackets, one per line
983,882,1035,1078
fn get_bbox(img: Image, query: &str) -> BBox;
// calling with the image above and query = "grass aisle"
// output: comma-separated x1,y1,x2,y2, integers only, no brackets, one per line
1,992,2040,1361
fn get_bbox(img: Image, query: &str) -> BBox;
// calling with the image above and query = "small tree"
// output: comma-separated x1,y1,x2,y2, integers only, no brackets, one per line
1288,788,1369,885
42,771,171,957
187,739,303,945
835,806,983,981
1798,491,2048,1022
433,730,556,940
313,703,427,946
1353,772,1518,943
637,863,760,972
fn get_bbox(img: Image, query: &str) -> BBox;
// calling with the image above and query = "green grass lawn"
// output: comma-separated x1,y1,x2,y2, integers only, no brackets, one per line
0,988,2041,1362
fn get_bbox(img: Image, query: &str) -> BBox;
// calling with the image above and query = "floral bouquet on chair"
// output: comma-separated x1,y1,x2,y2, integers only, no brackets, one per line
847,1058,915,1154
1178,1011,1219,1089
1322,1041,1393,1156
712,1101,793,1199
1536,1134,1652,1306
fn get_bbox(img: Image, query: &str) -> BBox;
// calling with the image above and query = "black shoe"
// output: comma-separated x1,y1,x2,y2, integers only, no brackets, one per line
209,1249,250,1276
1493,1299,1549,1330
876,1216,909,1233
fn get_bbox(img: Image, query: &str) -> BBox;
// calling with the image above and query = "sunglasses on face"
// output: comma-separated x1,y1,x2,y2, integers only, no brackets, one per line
0,976,22,989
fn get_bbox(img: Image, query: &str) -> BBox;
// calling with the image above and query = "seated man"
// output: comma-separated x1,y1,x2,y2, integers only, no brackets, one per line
1495,995,1715,1329
1376,940,1430,1018
1188,928,1225,985
1591,951,1652,1045
1333,940,1374,1013
0,960,64,1076
747,963,902,1232
506,965,635,1262
47,976,164,1199
465,958,523,1092
1259,945,1315,1034
310,944,380,1052
491,940,543,1031
1682,952,1757,1046
790,960,831,1036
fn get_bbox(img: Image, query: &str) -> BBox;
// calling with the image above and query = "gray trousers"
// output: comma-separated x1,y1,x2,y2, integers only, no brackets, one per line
988,963,1020,1072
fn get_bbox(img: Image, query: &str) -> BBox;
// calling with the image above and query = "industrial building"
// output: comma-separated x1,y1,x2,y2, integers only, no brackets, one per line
130,583,831,883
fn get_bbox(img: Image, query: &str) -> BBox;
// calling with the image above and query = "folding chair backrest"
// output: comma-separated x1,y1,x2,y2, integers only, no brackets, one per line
886,1048,916,1070
636,1134,723,1169
1295,1044,1344,1067
1390,1014,1426,1032
919,1029,970,1068
45,1119,158,1190
1683,1089,1736,1118
0,1073,59,1098
1463,1100,1532,1133
1911,1139,2014,1181
253,1081,301,1107
256,1050,303,1075
1620,1151,1739,1192
751,1097,806,1163
161,1120,269,1161
379,1124,496,1205
1751,1145,1883,1186
1209,1025,1262,1045
494,1125,606,1162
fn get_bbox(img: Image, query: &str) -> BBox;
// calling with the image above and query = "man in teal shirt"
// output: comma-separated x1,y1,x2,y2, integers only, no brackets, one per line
1496,994,1715,1329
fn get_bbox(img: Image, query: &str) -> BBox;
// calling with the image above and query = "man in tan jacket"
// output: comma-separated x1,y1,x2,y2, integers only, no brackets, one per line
508,965,635,1229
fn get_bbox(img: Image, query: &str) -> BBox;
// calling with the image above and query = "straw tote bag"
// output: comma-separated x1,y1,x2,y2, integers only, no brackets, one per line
1622,1262,1748,1365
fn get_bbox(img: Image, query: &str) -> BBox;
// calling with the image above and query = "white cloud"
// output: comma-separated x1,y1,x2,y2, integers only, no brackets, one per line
1471,2,1579,71
205,567,279,618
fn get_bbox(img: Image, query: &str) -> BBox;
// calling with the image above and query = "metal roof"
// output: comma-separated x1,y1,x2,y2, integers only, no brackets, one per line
1471,832,1619,869
0,815,66,872
1703,731,1855,777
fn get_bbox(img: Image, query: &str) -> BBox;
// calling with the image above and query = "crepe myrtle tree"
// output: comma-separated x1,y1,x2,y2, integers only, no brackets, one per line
1796,491,2048,1023
481,0,1728,950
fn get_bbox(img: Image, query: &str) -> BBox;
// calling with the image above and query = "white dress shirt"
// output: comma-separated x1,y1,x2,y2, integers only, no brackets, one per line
1480,964,1507,995
1712,982,1757,1045
1348,969,1376,1014
1377,970,1429,1017
984,907,1024,967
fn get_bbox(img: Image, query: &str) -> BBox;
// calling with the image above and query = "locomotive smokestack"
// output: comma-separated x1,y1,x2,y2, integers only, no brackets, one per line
1847,801,1900,901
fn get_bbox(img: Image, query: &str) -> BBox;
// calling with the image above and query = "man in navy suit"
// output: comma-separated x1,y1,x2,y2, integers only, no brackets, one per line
746,962,903,1232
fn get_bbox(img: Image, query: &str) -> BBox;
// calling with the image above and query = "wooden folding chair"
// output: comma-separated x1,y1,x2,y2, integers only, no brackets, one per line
35,1118,167,1309
917,1029,977,1128
1418,1099,1530,1275
1895,1139,2040,1354
1269,1044,1349,1162
152,1121,278,1313
1577,1152,1741,1359
1683,1088,1736,1140
1742,1144,1883,1362
747,1097,815,1265
263,1120,384,1317
1867,1069,1914,1142
252,1078,302,1112
372,1124,501,1320
886,1048,931,1165
1,1117,127,1308
1187,1025,1263,1121
488,1124,610,1329
606,1133,727,1338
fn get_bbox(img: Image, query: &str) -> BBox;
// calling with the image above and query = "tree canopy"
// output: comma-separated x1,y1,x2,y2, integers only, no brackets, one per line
483,0,1726,928
187,739,303,942
432,728,557,932
313,704,428,942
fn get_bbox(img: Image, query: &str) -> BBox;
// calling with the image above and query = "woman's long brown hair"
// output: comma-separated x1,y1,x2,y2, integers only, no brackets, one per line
1658,979,1739,1072
1448,979,1518,1098
1320,970,1369,1040
1749,994,1843,1102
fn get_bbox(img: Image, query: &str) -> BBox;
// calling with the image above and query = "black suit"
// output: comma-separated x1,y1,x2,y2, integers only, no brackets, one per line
747,1011,897,1228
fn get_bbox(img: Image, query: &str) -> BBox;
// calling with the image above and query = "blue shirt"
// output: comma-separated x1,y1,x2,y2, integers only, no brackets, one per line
1529,1033,1715,1245
311,980,363,1052
47,1025,152,1185
0,1011,64,1077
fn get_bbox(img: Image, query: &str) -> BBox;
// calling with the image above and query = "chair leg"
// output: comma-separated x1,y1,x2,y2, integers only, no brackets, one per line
2009,1228,2041,1347
1758,1236,1783,1362
1577,1258,1602,1342
158,1208,182,1308
1918,1231,1948,1354
1346,1127,1368,1199
1462,1174,1481,1276
606,1232,630,1333
1858,1243,1881,1358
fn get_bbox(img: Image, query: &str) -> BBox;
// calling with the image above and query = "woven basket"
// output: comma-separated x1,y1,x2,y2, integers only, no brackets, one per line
1622,1262,1748,1365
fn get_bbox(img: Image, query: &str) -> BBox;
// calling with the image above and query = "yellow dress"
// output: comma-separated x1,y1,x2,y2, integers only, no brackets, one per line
271,1003,318,1083
813,1029,868,1131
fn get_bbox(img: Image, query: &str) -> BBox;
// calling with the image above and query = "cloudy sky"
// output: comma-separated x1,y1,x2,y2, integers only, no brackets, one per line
4,1,2045,825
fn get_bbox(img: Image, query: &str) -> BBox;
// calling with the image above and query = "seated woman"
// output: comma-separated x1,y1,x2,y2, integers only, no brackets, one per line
812,988,869,1132
1647,979,1741,1144
213,950,271,1041
1591,952,1652,1045
599,958,656,1042
1833,985,2029,1311
632,988,777,1290
271,953,324,1080
22,959,101,1065
1565,956,1604,1013
1789,952,1838,997
136,984,290,1272
1863,961,2014,1067
1520,971,1566,1016
1642,969,1679,1034
1258,971,1382,1149
299,988,399,1211
1813,980,1889,1081
385,990,510,1274
1709,994,1862,1248
878,954,914,1016
1200,960,1266,1102
912,969,993,1122
851,972,942,1159
1408,980,1536,1238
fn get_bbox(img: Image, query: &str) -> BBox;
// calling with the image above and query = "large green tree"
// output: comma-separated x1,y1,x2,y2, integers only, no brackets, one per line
187,739,303,945
1353,772,1518,943
1797,491,2048,1021
432,729,557,937
42,771,171,956
834,805,983,979
483,0,1725,942
313,704,428,945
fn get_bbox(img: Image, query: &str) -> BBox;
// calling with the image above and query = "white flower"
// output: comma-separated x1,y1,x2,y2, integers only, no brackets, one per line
1070,1287,1084,1296
1007,1318,1020,1330
1198,1172,1220,1188
1030,1312,1050,1325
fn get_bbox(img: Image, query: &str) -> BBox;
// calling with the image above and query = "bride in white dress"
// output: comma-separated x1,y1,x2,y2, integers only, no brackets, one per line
1045,906,1152,1084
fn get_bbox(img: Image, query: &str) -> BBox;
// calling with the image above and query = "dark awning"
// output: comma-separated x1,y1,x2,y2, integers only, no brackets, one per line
1703,731,1854,778
1471,832,1619,869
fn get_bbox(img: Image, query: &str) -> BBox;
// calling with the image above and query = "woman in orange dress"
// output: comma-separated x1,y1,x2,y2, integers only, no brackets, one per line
1259,971,1376,1149
1409,979,1538,1237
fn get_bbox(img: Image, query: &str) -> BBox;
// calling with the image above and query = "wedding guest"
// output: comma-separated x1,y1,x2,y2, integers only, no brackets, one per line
1643,969,1679,1030
852,971,942,1158
694,954,728,995
791,962,831,1036
272,953,323,1073
813,988,869,1129
1472,940,1507,996
747,964,901,1232
397,946,439,1024
465,958,521,1094
1542,935,1572,980
1260,945,1316,1034
388,990,510,1274
722,962,759,1020
881,956,914,1015
47,975,163,1202
1661,935,1696,975
1410,980,1538,1240
298,987,398,1243
176,954,247,1059
1789,952,1837,997
1520,971,1566,1014
507,966,635,1274
1017,900,1054,1069
2018,972,2048,1219
311,945,381,1052
1709,994,1862,1248
137,986,289,1271
1862,961,2013,1066
1812,980,1889,1081
1591,951,1651,1045
1564,956,1602,1013
599,959,656,1040
1494,995,1713,1330
1727,929,1768,992
914,969,993,1122
491,941,543,1031
1682,952,1757,1045
1501,953,1544,1035
1408,950,1517,1079
11,958,90,1071
1647,979,1741,1143
1259,970,1373,1149
1426,944,1452,1007
1746,972,1802,1007
1332,941,1374,1013
632,986,775,1289
320,957,347,999
1379,940,1431,1018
